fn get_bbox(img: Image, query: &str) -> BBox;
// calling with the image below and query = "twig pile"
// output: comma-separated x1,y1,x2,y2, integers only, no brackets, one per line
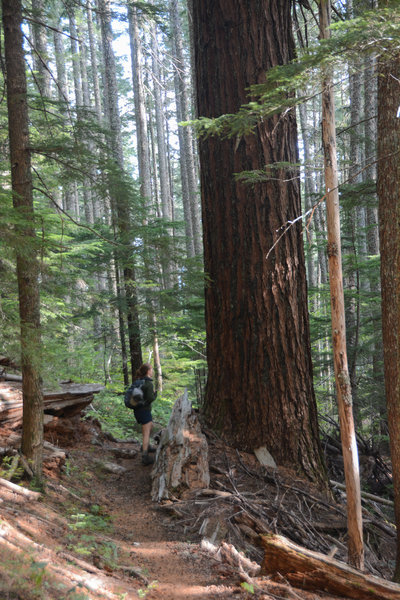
157,431,396,581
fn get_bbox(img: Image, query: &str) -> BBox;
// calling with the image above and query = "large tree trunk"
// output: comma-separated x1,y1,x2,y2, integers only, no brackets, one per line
377,41,400,582
192,0,326,486
3,0,44,481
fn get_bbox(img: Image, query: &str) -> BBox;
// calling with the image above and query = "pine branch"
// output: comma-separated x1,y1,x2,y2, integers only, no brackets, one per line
23,16,80,42
266,149,399,260
31,173,123,249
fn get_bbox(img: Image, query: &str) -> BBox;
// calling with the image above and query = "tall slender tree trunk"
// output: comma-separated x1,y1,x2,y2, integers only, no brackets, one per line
77,18,94,225
67,6,82,216
3,0,44,481
319,0,364,570
31,0,50,97
99,0,142,378
298,102,317,291
377,38,400,583
87,1,103,124
193,0,326,486
170,0,202,257
128,5,162,385
53,17,76,215
363,43,384,437
87,1,105,225
346,63,362,414
128,5,152,202
151,23,174,289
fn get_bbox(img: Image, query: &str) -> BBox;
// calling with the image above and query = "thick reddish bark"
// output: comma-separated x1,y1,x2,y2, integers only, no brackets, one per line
377,49,400,582
193,0,326,483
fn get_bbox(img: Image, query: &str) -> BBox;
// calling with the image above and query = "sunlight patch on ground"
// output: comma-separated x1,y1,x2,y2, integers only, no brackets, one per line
154,583,233,599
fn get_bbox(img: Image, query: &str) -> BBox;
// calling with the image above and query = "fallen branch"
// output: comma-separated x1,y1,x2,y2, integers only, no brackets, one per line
45,480,92,506
18,453,34,478
0,477,41,500
262,533,400,600
330,479,394,507
57,551,101,574
119,565,149,584
201,539,260,577
197,488,233,499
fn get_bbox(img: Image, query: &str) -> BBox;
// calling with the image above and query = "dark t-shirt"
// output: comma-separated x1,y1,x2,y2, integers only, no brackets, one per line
141,376,157,408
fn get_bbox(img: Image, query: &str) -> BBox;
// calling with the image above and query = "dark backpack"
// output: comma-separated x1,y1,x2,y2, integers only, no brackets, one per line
124,379,146,409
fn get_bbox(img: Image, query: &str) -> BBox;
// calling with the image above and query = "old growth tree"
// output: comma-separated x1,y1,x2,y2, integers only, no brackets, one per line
377,30,400,581
192,0,326,483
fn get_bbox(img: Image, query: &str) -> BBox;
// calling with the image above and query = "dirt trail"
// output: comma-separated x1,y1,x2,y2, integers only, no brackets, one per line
96,445,236,600
0,419,241,600
0,419,371,600
68,427,343,600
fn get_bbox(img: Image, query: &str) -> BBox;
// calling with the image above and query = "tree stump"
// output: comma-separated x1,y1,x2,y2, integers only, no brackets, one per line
151,391,210,501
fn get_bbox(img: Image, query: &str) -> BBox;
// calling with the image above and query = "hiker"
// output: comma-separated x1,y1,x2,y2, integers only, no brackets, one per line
132,363,157,465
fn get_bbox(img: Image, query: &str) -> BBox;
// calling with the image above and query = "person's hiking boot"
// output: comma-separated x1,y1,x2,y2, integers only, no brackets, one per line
141,452,154,466
141,444,157,453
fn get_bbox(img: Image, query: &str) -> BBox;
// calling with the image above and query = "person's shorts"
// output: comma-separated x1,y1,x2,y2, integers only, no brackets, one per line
133,407,152,425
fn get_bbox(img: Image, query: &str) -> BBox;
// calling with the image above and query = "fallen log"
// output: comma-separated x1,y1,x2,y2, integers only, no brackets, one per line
0,381,104,427
0,518,135,600
0,373,22,382
261,533,400,600
0,477,41,500
0,357,19,369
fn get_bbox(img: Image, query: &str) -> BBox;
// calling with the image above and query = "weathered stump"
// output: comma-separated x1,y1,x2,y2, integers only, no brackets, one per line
151,391,210,501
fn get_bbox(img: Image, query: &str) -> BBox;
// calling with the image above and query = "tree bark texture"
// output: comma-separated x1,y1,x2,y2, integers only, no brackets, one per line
319,0,364,570
377,45,400,583
192,0,326,485
262,533,400,599
3,0,44,480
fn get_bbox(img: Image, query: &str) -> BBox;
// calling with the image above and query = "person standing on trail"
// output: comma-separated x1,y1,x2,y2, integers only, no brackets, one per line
132,363,157,465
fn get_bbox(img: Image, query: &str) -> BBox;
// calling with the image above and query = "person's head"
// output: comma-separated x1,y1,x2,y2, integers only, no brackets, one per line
135,363,153,379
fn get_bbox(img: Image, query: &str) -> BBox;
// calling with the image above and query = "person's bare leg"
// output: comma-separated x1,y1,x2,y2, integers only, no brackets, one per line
142,421,153,454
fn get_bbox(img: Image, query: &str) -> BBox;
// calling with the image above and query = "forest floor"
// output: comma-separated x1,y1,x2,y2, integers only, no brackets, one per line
0,415,396,600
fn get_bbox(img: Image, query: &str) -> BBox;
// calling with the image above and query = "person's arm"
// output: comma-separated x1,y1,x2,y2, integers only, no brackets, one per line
143,379,157,406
